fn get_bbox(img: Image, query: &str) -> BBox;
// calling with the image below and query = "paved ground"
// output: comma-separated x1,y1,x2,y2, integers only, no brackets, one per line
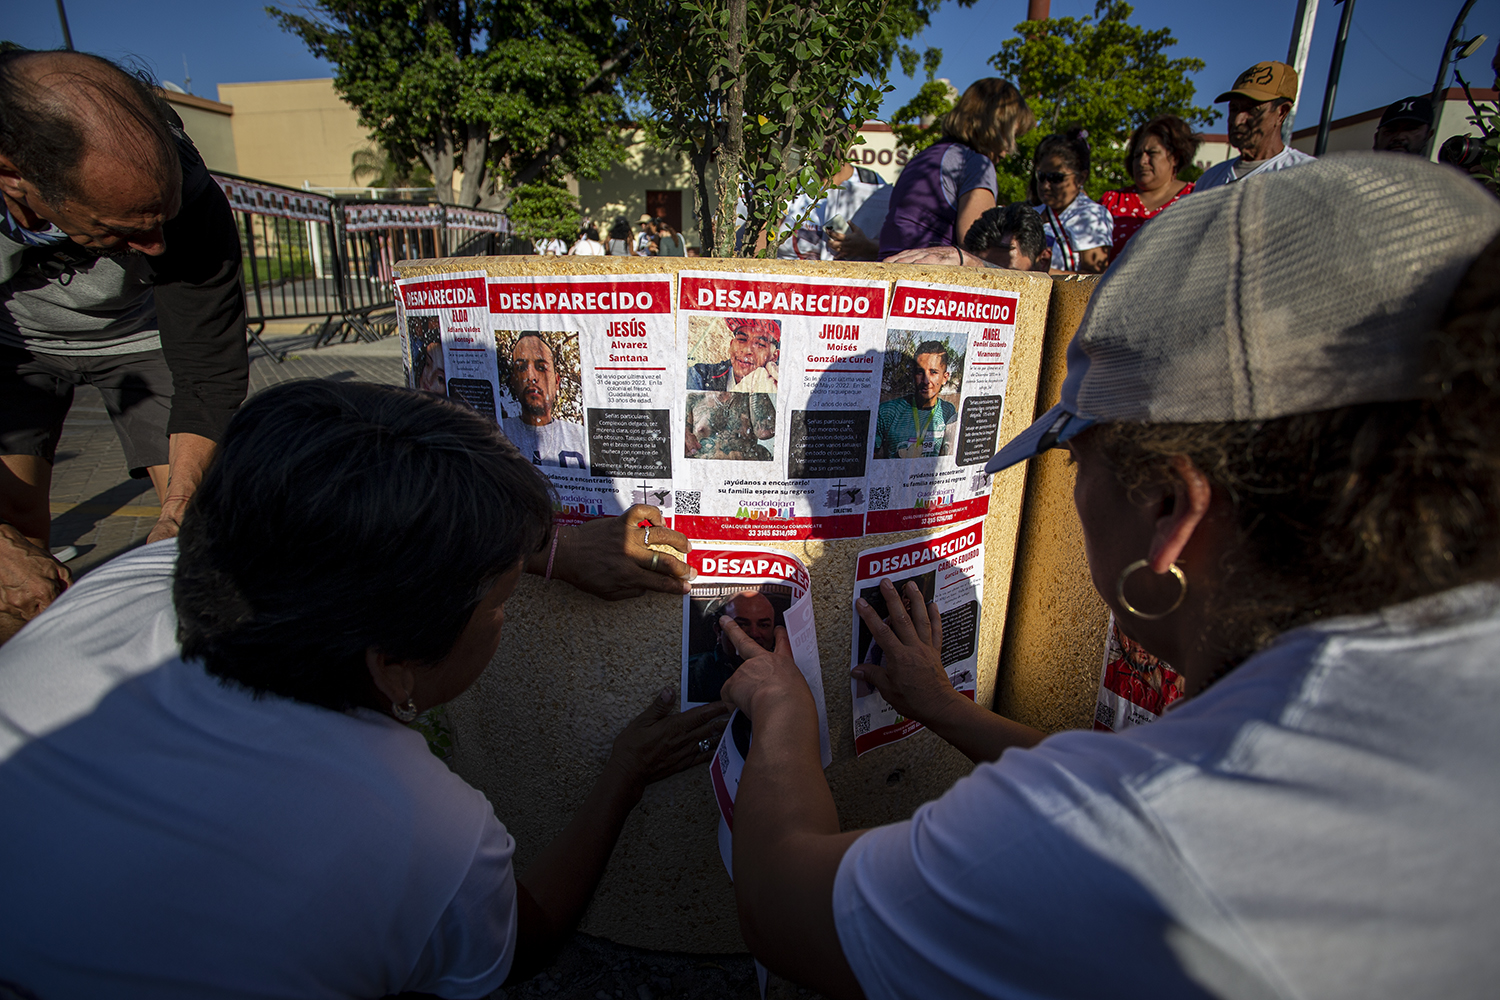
45,324,821,1000
48,322,404,577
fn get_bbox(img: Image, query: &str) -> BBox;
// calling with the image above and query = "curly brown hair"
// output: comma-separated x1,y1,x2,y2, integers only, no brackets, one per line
940,78,1036,162
1087,233,1500,668
1125,115,1202,182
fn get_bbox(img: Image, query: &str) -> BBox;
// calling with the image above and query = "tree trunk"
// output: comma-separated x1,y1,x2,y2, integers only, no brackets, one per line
457,122,489,207
714,0,747,258
424,130,457,205
690,146,715,256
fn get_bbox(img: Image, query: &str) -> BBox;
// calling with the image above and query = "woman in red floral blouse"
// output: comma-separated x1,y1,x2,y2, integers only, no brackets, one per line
1100,115,1201,264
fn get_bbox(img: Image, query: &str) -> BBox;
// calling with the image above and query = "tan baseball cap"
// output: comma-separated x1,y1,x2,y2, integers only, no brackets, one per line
1215,60,1299,103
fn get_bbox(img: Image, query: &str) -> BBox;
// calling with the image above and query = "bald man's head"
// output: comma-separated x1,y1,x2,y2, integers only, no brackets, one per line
0,50,180,253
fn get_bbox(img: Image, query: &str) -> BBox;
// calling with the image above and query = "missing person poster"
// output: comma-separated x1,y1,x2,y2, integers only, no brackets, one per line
673,272,888,541
1093,615,1186,733
850,520,984,757
682,546,830,768
486,274,676,523
866,281,1018,533
396,270,503,415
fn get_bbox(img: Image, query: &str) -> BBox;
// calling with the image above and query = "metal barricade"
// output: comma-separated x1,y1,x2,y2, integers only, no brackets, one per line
213,173,512,356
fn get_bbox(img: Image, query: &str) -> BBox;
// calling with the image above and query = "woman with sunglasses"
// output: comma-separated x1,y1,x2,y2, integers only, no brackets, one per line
1100,116,1200,265
877,78,1035,258
1030,127,1113,274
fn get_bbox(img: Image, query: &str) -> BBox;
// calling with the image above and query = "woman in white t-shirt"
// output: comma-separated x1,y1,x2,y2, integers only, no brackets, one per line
569,225,605,255
1030,127,1113,273
0,381,726,999
703,161,1500,1000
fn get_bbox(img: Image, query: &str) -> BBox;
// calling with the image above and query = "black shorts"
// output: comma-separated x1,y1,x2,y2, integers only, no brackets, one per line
0,344,173,477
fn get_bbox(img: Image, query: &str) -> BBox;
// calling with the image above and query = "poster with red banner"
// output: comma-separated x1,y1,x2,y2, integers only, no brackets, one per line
1093,615,1186,733
486,274,676,523
850,520,984,756
394,270,502,416
672,271,888,540
865,281,1018,533
680,545,829,766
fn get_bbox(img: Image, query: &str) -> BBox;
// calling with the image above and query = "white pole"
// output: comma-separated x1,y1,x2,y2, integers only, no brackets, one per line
1283,0,1322,144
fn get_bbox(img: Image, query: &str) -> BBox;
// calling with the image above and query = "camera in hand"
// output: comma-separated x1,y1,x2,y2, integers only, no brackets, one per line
1439,134,1486,169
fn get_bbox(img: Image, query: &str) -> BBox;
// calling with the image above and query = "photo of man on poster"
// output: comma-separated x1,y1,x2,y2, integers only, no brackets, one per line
686,588,787,704
687,317,781,393
499,331,588,469
873,336,963,460
853,570,937,696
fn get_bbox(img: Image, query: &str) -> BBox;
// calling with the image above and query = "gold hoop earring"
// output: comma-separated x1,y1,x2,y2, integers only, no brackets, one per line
393,697,418,723
1115,559,1187,621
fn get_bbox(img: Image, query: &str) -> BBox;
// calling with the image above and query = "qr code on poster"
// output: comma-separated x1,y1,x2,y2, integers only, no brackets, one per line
1094,701,1115,730
854,714,872,736
676,491,701,514
868,487,891,510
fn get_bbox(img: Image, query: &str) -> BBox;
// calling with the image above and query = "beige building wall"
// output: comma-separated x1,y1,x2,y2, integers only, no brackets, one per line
162,92,237,174
578,130,702,248
217,78,370,190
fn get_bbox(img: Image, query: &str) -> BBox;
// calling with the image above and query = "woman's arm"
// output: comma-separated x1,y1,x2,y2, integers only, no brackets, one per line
718,621,867,1000
506,690,729,984
954,187,997,248
853,579,1045,762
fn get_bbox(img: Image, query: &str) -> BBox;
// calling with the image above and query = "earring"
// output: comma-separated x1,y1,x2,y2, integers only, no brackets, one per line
1116,559,1187,621
393,697,418,723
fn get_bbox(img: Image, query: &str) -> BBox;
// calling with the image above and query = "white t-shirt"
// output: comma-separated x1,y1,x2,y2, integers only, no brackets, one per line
501,415,589,469
1195,145,1316,191
1036,191,1113,270
534,237,567,255
776,168,890,260
0,542,518,999
834,582,1500,1000
570,238,605,255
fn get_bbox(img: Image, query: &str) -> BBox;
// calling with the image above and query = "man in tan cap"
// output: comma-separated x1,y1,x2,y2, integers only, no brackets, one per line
1196,61,1316,191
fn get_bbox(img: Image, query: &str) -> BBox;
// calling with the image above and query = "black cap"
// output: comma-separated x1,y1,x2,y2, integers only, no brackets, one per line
1380,95,1434,129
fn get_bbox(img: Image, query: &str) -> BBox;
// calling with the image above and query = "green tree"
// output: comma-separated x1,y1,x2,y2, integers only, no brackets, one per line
623,0,952,257
988,0,1217,203
504,180,582,245
269,1,632,207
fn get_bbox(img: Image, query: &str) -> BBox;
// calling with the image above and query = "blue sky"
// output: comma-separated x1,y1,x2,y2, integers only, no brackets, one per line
8,0,1498,135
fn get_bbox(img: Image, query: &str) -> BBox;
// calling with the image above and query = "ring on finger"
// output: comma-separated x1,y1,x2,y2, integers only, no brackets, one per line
650,552,661,572
643,525,652,547
697,738,712,752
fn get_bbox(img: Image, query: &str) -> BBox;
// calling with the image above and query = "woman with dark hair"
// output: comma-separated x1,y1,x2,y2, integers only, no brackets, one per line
654,220,686,257
569,224,605,255
877,78,1036,257
1100,115,1201,263
605,216,632,255
1030,127,1113,273
710,157,1500,998
0,382,727,998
